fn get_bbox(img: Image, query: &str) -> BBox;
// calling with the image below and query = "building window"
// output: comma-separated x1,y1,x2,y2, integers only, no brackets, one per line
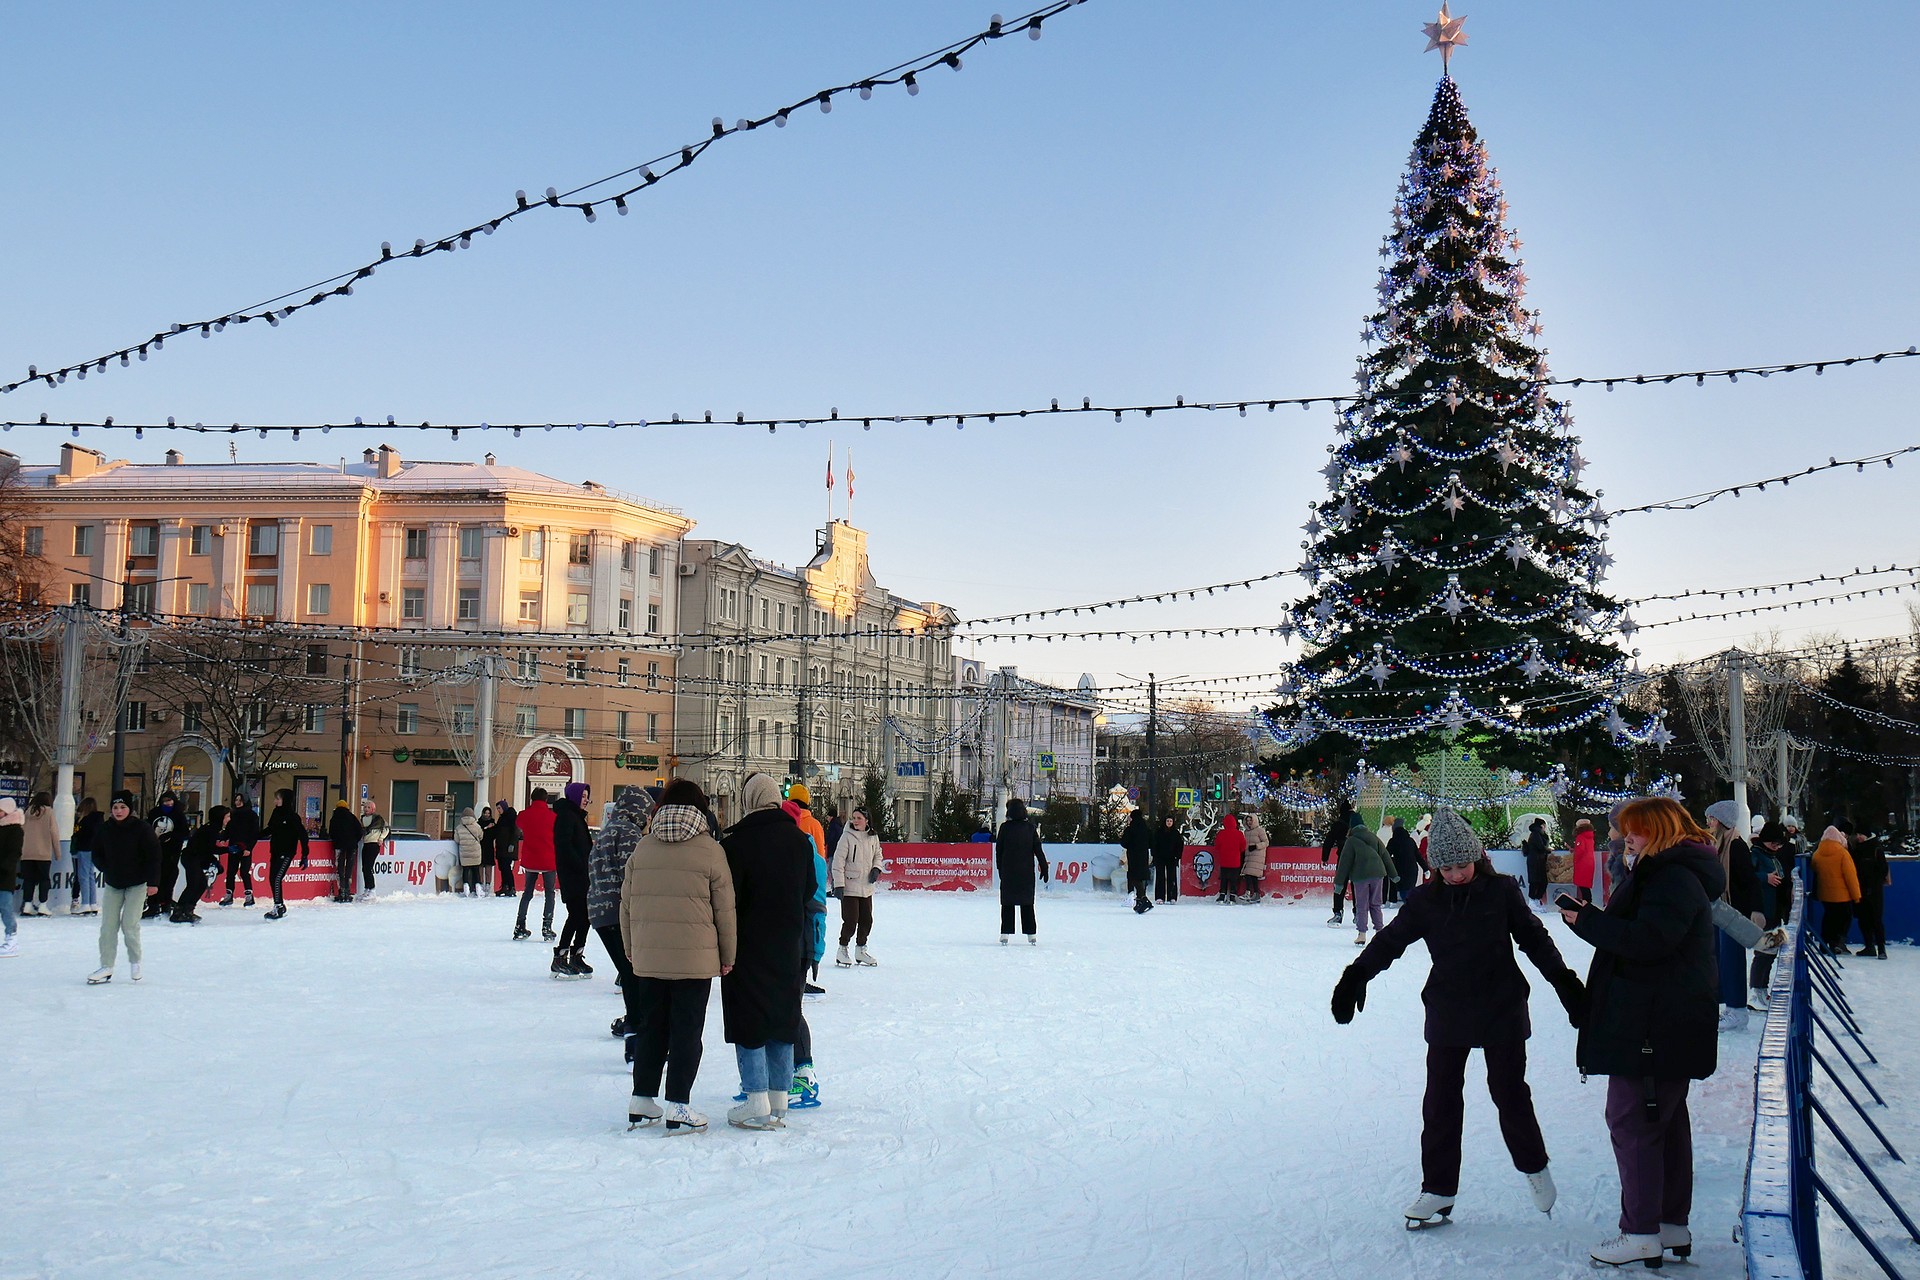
187,583,210,613
457,526,482,561
248,523,279,557
515,705,537,736
777,603,787,631
23,527,43,556
396,704,420,735
303,705,326,734
621,540,636,571
646,713,659,743
774,723,785,758
645,661,659,690
616,658,630,687
563,708,586,739
123,581,155,614
568,534,591,566
128,525,159,557
617,597,631,630
307,583,331,615
245,583,277,616
757,655,768,685
775,657,785,685
189,525,210,555
399,648,421,679
247,701,269,734
309,525,333,556
646,603,659,635
403,527,428,560
182,702,204,733
566,657,587,682
718,713,731,747
305,645,328,676
401,587,425,620
125,701,148,732
566,592,589,626
391,781,420,832
758,719,768,755
457,588,480,621
648,545,663,577
615,710,631,742
520,529,544,562
451,704,476,735
517,651,540,682
518,592,541,624
73,526,95,556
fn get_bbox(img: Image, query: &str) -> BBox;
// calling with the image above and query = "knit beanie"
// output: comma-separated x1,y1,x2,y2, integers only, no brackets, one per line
1426,808,1485,870
788,782,812,806
1704,799,1741,830
113,789,137,809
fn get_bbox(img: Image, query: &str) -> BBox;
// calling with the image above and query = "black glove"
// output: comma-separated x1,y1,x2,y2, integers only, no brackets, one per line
1331,967,1368,1025
867,867,881,884
1550,970,1588,1028
1039,861,1049,883
829,888,843,900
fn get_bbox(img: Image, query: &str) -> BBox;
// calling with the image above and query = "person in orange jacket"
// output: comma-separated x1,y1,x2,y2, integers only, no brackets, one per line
1810,826,1862,955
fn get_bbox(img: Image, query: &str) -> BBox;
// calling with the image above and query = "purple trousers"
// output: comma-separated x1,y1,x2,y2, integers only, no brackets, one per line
1605,1075,1693,1234
1421,1040,1549,1196
1351,878,1385,933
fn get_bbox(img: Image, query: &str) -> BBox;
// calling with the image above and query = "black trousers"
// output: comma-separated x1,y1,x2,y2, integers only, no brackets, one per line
224,845,254,898
269,850,297,908
1855,890,1886,953
795,1013,813,1069
1126,862,1151,900
1525,853,1548,902
18,861,52,905
631,977,712,1105
336,850,357,898
175,858,211,917
595,924,642,1028
516,871,555,930
1000,901,1036,936
1821,901,1855,951
838,895,874,947
1153,860,1180,902
557,898,589,949
1330,887,1344,918
495,855,517,895
1422,1040,1549,1197
360,844,379,893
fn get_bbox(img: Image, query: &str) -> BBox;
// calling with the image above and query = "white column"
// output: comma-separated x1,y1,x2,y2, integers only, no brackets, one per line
480,527,507,630
541,527,565,629
375,523,403,627
588,530,618,632
100,519,129,606
277,516,304,621
426,521,458,628
216,518,245,617
155,519,188,617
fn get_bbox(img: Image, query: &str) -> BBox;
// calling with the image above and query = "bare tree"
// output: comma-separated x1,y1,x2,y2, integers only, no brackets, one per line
0,612,134,789
136,627,318,796
0,452,50,608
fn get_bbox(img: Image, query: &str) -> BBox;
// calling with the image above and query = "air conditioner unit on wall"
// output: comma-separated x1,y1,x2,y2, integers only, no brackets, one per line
677,563,696,577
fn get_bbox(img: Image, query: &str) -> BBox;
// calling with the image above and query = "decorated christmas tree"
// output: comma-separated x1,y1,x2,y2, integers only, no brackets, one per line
1261,24,1667,811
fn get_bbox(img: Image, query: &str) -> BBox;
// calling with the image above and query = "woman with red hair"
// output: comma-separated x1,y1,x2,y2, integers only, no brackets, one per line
1560,797,1723,1269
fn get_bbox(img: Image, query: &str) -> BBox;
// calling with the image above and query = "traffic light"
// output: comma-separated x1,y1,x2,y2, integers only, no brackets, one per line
1209,775,1224,801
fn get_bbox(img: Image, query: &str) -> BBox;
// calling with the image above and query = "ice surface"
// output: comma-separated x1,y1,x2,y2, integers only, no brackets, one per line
2,889,1763,1278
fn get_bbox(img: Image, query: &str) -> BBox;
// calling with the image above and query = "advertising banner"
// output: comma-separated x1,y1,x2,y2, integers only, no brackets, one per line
1182,846,1337,901
212,840,452,902
878,843,993,892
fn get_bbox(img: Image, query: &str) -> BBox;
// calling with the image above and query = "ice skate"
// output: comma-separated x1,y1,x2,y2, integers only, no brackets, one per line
768,1088,789,1126
727,1092,780,1131
243,892,255,907
263,905,286,920
1028,934,1038,946
855,946,878,967
0,937,17,958
835,944,853,968
627,1096,662,1128
1590,1232,1663,1268
1525,1165,1556,1214
1717,1006,1748,1033
541,925,557,942
570,949,594,977
130,962,142,981
999,935,1009,946
550,946,582,980
1355,932,1368,946
1747,987,1769,1013
804,981,826,997
610,1016,629,1038
1658,1224,1691,1259
1327,913,1344,928
662,1101,707,1134
1403,1191,1454,1229
512,924,531,940
87,967,113,985
788,1065,821,1109
218,894,233,907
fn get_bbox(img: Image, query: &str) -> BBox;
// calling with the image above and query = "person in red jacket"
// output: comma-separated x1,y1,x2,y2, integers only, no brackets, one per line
1213,814,1247,904
1570,819,1602,904
513,788,559,942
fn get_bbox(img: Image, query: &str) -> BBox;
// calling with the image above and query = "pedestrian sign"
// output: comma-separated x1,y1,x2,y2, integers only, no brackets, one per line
1173,787,1197,809
1038,752,1056,773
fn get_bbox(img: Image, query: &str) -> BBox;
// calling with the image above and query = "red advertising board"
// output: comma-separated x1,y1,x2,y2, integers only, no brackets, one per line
1181,846,1338,901
222,841,445,901
879,843,994,892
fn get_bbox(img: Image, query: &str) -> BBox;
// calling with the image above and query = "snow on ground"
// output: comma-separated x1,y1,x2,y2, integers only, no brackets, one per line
1813,947,1920,1280
3,888,1761,1279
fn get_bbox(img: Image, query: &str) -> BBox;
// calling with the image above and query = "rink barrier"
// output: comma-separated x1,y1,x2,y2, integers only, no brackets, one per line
1745,869,1919,1280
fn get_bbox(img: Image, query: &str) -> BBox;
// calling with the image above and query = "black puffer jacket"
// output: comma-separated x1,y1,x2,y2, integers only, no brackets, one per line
1724,835,1761,917
1570,840,1724,1081
93,814,162,890
995,800,1047,906
720,806,814,1047
552,797,593,905
1120,816,1153,877
1152,822,1184,864
1348,862,1576,1047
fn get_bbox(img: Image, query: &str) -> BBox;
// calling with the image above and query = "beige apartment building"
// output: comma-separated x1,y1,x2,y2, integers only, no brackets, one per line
673,521,958,835
8,442,690,832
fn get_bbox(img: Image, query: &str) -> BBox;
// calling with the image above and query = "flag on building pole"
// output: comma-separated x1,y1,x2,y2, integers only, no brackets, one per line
826,442,835,523
846,450,855,524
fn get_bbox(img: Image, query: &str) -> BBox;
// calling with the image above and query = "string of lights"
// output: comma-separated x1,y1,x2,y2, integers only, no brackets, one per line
1784,733,1920,768
9,346,1915,437
1790,682,1920,737
0,3,1085,399
1629,561,1920,606
1632,572,1920,631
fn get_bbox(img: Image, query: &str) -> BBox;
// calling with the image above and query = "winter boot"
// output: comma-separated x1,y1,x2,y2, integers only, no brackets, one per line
512,924,532,941
570,948,594,977
855,946,878,967
1403,1191,1454,1229
662,1101,708,1134
1525,1165,1556,1214
727,1092,779,1130
87,966,113,985
835,945,853,968
627,1096,663,1128
551,947,573,980
1589,1232,1663,1268
1658,1224,1692,1260
788,1064,821,1109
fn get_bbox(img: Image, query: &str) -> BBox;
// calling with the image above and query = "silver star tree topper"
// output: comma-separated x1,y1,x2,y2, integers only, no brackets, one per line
1423,3,1469,73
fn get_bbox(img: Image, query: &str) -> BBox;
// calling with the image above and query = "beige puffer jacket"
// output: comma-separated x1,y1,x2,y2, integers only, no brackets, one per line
454,814,484,867
620,805,738,979
1241,815,1270,878
828,826,887,898
22,806,58,862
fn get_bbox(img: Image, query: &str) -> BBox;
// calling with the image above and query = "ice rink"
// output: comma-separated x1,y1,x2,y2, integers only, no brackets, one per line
3,887,1766,1279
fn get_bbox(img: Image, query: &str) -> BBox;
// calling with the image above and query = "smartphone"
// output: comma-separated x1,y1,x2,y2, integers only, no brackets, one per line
1554,892,1584,913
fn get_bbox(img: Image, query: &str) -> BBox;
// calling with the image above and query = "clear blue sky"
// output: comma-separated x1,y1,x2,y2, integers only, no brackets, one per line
4,1,1916,706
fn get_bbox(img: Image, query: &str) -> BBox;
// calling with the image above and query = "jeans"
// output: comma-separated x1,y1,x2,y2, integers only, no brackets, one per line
1421,1040,1549,1196
98,885,145,967
999,902,1036,936
1605,1075,1693,1235
1351,878,1385,933
838,895,874,947
631,977,712,1104
735,1040,795,1097
517,871,555,931
73,850,97,908
1,886,17,937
